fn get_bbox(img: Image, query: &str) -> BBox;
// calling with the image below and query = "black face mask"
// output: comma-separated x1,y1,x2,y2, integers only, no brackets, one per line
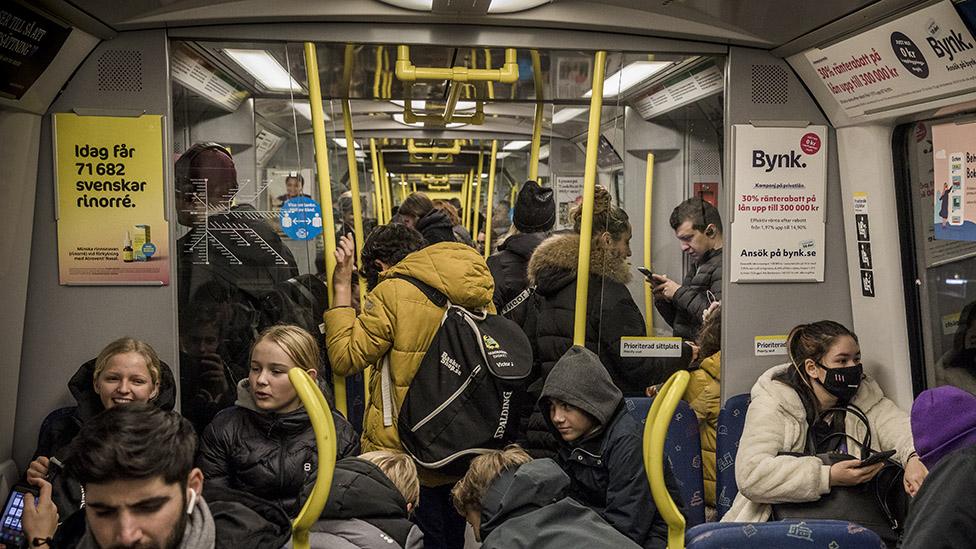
814,361,863,402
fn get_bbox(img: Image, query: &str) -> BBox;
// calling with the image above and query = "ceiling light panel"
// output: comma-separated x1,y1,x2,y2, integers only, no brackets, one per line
585,61,672,98
503,140,531,151
224,49,302,92
487,0,550,13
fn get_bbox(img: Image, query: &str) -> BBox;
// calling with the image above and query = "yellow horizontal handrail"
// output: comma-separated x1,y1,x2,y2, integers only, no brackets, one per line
396,45,519,83
643,370,690,549
408,139,462,155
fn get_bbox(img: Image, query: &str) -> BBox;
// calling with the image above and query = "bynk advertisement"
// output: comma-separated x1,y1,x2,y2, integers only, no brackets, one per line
932,121,976,242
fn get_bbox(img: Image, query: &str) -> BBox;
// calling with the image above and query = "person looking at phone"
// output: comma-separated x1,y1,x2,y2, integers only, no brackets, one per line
723,321,926,538
651,198,723,339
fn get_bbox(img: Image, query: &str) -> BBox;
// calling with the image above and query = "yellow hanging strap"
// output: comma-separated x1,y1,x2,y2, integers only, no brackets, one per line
483,141,499,259
472,151,484,239
643,371,690,549
572,50,607,346
303,42,345,417
529,50,544,182
289,368,338,549
644,152,655,336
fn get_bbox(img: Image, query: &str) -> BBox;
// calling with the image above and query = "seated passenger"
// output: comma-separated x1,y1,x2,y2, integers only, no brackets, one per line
197,325,359,518
397,192,456,245
20,404,291,549
723,321,927,531
298,451,424,549
539,346,681,549
681,301,721,508
487,180,554,313
901,386,976,549
451,445,641,549
26,337,176,518
325,226,495,549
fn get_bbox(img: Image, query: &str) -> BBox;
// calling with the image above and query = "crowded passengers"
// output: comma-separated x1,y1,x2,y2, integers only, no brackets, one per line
13,152,965,549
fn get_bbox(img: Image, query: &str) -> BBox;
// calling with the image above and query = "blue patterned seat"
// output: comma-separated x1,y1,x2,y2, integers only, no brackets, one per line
626,397,706,527
715,393,751,519
686,520,884,548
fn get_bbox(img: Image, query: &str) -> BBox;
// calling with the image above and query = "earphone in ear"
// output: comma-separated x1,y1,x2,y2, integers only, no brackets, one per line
187,488,197,515
705,226,716,237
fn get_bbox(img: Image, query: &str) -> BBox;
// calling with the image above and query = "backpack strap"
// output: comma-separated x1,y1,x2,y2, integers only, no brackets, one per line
392,275,449,308
500,286,535,316
380,355,395,427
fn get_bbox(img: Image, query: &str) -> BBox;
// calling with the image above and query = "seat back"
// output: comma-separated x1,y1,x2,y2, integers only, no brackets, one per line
715,393,750,519
627,396,706,528
686,520,884,548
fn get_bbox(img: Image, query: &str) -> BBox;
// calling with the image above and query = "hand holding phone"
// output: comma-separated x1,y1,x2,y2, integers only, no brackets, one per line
636,267,654,281
856,449,896,468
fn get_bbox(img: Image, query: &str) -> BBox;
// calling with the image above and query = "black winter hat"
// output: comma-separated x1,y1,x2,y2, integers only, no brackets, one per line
514,180,555,233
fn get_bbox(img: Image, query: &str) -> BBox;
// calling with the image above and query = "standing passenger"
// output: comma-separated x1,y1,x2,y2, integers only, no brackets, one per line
487,180,555,313
651,198,723,339
196,325,359,518
325,226,495,549
539,346,681,549
397,192,456,245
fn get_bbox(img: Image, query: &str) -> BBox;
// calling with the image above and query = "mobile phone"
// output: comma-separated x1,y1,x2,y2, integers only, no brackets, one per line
0,484,38,549
636,267,655,281
857,449,896,467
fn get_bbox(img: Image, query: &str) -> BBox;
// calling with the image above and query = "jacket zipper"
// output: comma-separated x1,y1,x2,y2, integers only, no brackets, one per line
411,365,481,433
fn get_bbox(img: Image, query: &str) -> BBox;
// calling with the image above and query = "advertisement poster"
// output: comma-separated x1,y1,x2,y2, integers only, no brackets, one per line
0,3,70,100
932,121,976,242
554,175,584,230
910,122,976,265
731,125,828,282
53,113,169,285
631,62,723,121
802,1,976,118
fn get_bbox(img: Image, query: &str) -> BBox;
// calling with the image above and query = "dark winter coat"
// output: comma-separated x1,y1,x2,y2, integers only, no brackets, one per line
539,347,683,549
32,358,177,517
415,209,456,245
296,457,424,549
197,379,360,518
654,248,722,339
487,232,546,311
478,458,642,549
901,444,976,549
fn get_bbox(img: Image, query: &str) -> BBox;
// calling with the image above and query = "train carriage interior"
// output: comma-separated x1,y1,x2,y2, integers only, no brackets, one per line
6,0,976,547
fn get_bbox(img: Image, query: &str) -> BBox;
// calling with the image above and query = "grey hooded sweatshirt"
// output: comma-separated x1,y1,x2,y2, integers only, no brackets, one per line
478,458,642,549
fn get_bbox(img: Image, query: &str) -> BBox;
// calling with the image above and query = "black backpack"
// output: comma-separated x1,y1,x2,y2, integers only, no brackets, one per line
385,275,533,475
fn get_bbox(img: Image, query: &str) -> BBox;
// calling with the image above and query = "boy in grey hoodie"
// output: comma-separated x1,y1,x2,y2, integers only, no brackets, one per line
539,346,683,549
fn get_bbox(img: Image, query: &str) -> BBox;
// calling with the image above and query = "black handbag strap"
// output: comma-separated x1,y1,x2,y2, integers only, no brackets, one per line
805,404,873,459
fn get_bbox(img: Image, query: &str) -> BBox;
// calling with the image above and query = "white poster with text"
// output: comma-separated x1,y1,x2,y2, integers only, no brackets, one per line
731,125,828,282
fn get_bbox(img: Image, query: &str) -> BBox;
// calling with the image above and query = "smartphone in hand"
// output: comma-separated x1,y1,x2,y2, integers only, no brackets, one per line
856,449,896,468
636,267,655,281
1,484,39,548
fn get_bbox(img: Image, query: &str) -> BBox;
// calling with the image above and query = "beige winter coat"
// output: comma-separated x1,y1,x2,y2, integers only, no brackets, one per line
721,363,915,523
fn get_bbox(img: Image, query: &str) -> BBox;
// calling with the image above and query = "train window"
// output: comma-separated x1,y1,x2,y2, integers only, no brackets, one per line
169,40,725,432
897,118,976,396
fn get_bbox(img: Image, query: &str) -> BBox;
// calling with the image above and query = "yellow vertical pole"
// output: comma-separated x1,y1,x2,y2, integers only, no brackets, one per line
485,49,494,103
412,182,417,193
473,152,484,238
304,42,345,417
529,50,544,182
483,140,499,259
379,152,392,223
465,170,475,233
572,50,607,347
460,175,469,228
644,153,655,336
400,175,408,202
369,138,381,222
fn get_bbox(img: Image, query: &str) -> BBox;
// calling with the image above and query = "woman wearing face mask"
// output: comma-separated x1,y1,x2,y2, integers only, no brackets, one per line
723,320,927,526
196,325,360,518
25,337,177,519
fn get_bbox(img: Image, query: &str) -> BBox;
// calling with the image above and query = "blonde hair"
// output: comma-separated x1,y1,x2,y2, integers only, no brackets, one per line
359,451,420,508
451,445,532,515
253,325,320,373
93,337,162,388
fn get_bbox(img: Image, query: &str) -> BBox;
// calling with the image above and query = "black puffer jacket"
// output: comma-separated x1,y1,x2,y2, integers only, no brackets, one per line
197,380,360,518
487,232,546,311
539,346,683,549
32,358,177,517
654,248,722,339
415,209,456,245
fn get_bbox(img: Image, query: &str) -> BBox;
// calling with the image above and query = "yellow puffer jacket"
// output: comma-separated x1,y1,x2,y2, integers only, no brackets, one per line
683,351,721,505
324,242,494,485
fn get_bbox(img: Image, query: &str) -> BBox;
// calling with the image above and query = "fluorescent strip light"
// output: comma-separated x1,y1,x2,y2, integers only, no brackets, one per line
488,0,550,13
584,61,671,98
334,139,361,149
539,144,550,160
496,152,512,159
289,101,328,122
379,0,433,10
224,49,301,92
503,140,531,151
552,107,586,125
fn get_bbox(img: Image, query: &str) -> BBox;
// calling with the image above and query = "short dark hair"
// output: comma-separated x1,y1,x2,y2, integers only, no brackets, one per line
66,404,197,486
360,224,426,290
669,198,722,233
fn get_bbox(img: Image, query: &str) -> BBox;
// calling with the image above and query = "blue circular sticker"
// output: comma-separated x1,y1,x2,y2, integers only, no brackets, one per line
280,197,324,241
141,242,157,259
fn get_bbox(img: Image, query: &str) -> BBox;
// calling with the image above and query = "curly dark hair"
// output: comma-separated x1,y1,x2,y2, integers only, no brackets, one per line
360,224,426,290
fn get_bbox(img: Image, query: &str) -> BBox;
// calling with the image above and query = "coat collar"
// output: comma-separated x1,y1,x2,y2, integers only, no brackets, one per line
527,233,632,289
755,363,887,423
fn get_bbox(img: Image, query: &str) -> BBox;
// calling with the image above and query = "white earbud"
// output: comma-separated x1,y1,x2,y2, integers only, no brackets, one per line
187,488,197,515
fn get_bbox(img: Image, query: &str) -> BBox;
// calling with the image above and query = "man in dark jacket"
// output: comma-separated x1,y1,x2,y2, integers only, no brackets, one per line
451,447,641,549
20,404,292,549
652,197,722,339
539,346,683,549
487,180,554,313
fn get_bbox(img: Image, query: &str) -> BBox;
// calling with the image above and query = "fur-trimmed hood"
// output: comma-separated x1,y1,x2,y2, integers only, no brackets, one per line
527,233,631,293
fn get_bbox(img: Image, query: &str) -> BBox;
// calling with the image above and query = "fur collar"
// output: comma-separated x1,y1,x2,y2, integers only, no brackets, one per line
527,233,632,286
